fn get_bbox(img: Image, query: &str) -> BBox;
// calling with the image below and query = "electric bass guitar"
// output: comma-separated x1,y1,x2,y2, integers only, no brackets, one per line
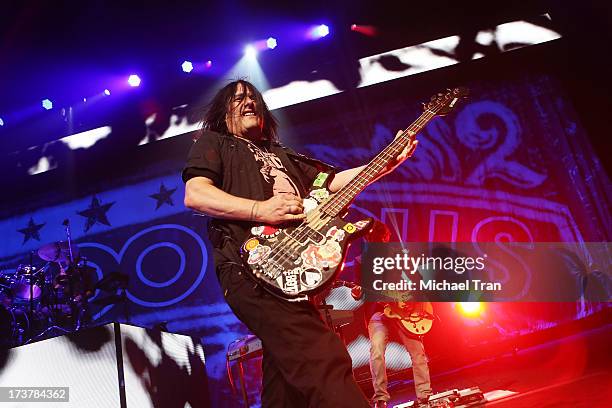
241,87,469,300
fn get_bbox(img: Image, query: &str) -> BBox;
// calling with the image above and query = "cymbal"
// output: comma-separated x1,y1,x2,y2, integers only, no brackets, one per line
38,241,79,263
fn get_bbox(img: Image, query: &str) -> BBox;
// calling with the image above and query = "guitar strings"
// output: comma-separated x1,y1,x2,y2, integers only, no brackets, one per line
323,109,437,216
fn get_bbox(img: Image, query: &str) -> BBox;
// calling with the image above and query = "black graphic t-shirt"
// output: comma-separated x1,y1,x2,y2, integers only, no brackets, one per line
241,137,301,198
182,131,335,268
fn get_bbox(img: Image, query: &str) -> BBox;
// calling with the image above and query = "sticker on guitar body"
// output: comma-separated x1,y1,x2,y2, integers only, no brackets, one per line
250,225,280,239
247,244,271,265
277,268,323,293
309,188,330,202
301,240,342,270
278,269,300,293
326,226,346,242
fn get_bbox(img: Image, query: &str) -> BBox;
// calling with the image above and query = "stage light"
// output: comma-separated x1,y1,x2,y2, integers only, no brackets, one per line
0,117,4,126
181,60,194,73
83,97,87,102
458,302,484,317
313,24,330,38
127,74,141,87
104,89,111,96
244,45,257,59
205,60,213,69
350,24,378,36
266,37,277,49
42,99,53,110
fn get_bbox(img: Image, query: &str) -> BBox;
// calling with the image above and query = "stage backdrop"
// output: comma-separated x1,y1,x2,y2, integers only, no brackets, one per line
0,71,610,406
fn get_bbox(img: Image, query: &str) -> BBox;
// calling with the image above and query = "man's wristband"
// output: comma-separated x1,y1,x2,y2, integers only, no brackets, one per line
249,201,258,221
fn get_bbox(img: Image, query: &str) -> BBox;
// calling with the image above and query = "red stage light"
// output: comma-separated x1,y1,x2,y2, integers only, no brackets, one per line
350,24,378,37
458,302,484,317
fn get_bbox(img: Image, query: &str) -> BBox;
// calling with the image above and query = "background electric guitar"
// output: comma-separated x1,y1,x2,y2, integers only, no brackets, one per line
241,87,469,300
384,301,435,336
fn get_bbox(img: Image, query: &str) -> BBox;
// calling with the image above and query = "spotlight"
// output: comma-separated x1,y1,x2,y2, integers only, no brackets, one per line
0,117,4,126
181,60,194,73
313,24,330,38
244,45,257,59
127,74,141,87
104,89,111,96
266,37,277,49
350,24,378,36
458,302,484,317
42,99,53,110
83,97,87,102
205,60,213,69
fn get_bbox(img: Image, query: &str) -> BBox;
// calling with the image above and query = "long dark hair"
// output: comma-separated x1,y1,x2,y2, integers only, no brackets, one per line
196,80,278,141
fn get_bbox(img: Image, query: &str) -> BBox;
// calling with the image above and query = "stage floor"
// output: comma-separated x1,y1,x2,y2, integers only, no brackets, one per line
386,324,612,408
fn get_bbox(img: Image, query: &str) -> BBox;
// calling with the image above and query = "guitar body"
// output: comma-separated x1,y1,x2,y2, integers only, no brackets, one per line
241,184,373,300
384,302,434,336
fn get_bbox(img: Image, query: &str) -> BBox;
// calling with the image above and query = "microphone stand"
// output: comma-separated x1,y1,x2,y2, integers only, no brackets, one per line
63,219,75,265
62,219,82,330
29,251,35,315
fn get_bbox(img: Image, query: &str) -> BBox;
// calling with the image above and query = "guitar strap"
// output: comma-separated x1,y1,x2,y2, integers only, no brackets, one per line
272,143,336,194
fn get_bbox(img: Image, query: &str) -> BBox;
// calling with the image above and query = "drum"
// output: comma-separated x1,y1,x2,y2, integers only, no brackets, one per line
0,273,14,306
15,264,37,277
0,306,12,346
11,265,44,304
0,305,30,346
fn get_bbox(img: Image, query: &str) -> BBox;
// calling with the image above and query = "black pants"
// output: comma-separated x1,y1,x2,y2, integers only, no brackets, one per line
218,264,369,408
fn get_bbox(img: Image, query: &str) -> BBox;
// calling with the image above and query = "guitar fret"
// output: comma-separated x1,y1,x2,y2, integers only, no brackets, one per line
317,93,457,217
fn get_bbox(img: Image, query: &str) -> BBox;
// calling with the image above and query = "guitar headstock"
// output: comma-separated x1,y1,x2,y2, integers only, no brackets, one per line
422,87,469,116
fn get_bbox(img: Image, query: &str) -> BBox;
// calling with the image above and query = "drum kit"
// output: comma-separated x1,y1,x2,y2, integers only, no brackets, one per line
1,226,96,347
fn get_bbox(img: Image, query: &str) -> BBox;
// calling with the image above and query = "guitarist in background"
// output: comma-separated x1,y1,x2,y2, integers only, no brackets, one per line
182,80,418,407
353,222,433,408
368,301,433,408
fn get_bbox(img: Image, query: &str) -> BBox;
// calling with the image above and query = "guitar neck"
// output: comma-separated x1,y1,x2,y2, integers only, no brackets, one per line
321,109,438,217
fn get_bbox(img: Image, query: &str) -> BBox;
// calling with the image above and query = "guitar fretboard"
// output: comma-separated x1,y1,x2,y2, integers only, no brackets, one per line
321,109,438,216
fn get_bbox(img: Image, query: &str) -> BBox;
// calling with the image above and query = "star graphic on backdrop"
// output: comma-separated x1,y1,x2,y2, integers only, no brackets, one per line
77,196,115,232
149,183,177,210
17,217,45,244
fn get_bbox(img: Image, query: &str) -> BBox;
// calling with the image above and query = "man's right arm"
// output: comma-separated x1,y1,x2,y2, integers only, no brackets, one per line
184,176,305,225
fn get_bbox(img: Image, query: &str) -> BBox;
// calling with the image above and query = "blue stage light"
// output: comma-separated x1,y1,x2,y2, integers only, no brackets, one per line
267,37,278,49
104,89,111,96
0,117,4,126
314,24,330,38
205,60,213,69
127,74,141,87
181,60,194,73
42,99,53,110
244,45,257,59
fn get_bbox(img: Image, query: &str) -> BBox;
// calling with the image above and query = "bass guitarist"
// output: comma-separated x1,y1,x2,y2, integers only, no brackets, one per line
182,80,418,407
